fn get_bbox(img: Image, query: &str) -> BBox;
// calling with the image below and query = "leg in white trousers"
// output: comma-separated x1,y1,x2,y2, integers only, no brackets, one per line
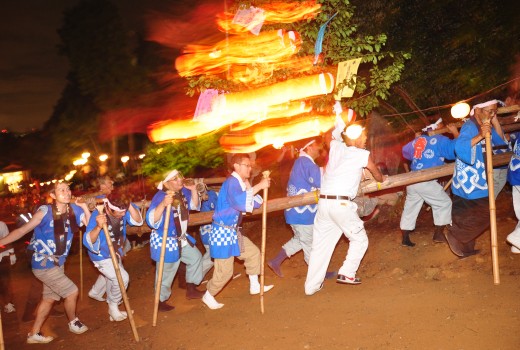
400,180,452,230
305,199,368,295
93,258,129,305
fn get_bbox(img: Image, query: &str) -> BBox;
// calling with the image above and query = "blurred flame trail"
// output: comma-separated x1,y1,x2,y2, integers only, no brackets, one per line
146,1,226,49
219,115,335,153
148,73,334,143
106,1,332,153
212,73,334,116
175,30,301,82
217,1,321,34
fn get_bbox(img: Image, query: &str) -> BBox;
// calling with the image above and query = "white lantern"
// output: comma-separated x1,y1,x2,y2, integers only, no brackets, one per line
451,102,470,119
345,124,363,140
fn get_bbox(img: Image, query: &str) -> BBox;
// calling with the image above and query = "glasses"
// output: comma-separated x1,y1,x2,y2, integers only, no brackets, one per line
239,163,252,168
482,108,498,116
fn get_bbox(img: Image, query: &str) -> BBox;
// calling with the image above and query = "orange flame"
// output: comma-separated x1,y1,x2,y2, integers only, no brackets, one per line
212,73,334,117
217,1,321,34
147,73,333,143
220,115,335,153
175,30,301,82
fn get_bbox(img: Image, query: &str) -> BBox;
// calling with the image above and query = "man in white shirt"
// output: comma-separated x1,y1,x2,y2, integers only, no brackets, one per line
305,114,386,295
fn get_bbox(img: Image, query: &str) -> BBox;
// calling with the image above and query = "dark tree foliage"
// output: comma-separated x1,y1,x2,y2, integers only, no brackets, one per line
353,0,520,121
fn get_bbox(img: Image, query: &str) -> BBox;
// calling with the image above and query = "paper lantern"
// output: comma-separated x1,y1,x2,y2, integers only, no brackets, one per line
451,102,470,119
345,124,363,140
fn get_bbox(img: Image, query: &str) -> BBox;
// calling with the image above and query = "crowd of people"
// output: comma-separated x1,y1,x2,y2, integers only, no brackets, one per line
1,98,520,344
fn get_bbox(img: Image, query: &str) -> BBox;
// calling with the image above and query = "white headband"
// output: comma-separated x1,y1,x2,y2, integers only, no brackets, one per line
299,140,315,157
103,198,126,212
157,170,179,190
469,99,504,116
422,118,443,132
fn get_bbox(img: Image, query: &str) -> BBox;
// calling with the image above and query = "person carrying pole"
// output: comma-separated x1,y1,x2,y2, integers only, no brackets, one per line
202,153,274,310
446,99,507,258
0,182,90,344
268,137,323,277
305,110,386,295
147,170,204,313
83,196,143,322
399,121,459,247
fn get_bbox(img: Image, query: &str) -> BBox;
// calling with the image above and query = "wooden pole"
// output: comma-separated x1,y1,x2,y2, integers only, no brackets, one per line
79,230,83,300
97,205,140,341
0,306,4,350
186,152,513,227
260,170,271,314
428,105,520,136
484,129,500,285
152,199,172,327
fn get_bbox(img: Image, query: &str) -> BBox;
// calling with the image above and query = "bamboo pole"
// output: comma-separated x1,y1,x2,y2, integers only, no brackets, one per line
260,171,271,314
429,105,520,136
0,307,4,350
97,205,140,341
152,198,172,327
186,152,513,226
79,230,83,300
483,127,500,285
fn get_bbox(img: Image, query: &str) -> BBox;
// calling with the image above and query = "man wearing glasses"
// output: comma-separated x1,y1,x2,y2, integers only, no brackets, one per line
202,154,273,309
445,99,507,258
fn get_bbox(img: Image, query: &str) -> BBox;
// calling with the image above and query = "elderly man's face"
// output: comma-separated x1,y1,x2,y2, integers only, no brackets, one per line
475,103,498,124
100,178,114,194
164,174,184,192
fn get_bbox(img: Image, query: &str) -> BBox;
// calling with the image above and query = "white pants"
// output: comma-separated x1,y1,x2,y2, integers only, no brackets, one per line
91,258,129,304
283,224,314,264
493,168,508,199
509,186,520,238
305,199,368,295
400,180,452,230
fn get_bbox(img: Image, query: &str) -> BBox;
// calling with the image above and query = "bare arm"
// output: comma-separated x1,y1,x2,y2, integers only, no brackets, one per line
0,210,44,246
128,204,142,223
252,177,270,195
87,214,106,243
153,193,173,223
365,155,384,183
471,123,491,147
446,123,460,138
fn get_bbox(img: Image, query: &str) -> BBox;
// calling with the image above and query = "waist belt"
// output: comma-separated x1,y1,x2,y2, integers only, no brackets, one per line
319,194,352,201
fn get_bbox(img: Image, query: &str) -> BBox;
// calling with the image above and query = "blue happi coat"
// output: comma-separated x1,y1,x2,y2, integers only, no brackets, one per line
284,153,321,225
83,203,143,262
209,173,263,259
402,134,456,171
29,204,85,269
508,131,520,186
452,119,507,199
199,190,218,246
146,188,197,263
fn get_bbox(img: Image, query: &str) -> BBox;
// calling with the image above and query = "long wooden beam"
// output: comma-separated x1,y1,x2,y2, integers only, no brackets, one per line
186,152,513,226
429,105,520,136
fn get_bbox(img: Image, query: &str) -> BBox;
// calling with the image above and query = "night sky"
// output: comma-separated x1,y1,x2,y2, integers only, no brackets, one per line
0,0,202,133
